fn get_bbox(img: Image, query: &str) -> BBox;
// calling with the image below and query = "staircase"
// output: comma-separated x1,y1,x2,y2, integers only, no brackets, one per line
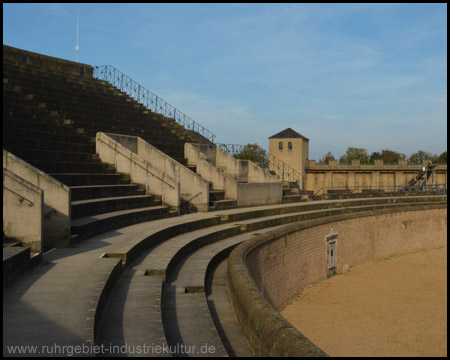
281,181,314,203
208,187,238,211
184,164,238,212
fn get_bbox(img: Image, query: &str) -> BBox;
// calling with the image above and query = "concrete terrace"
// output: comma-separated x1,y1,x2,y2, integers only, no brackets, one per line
3,196,447,357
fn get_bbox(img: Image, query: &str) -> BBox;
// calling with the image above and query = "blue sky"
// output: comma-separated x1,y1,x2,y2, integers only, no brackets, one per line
3,3,447,160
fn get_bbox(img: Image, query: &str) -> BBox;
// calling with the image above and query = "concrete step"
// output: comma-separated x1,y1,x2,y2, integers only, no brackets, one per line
206,258,254,357
282,181,300,189
282,187,300,196
282,195,305,204
4,136,94,153
2,126,94,145
209,190,225,202
50,173,130,187
3,147,97,163
71,206,170,243
70,184,146,201
95,267,169,357
3,114,82,136
209,199,238,212
71,195,162,220
30,161,115,174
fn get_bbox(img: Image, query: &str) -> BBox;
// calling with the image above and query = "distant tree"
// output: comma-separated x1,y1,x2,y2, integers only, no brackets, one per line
339,147,370,165
369,149,407,164
408,150,435,165
233,143,268,167
318,151,336,165
436,151,447,164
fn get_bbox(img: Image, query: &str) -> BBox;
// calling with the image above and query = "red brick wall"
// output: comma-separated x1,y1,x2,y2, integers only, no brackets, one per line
246,209,447,311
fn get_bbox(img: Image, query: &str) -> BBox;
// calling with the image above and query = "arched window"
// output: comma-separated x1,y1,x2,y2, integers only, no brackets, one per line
288,141,293,150
279,141,283,150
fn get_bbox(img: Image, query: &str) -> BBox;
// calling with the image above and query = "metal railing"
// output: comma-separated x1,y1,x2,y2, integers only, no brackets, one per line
3,186,34,206
325,184,447,195
93,65,216,143
267,152,304,189
218,143,305,189
396,184,447,195
217,143,246,156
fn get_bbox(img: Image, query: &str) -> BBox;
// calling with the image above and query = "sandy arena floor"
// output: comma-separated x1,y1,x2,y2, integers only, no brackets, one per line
281,246,447,357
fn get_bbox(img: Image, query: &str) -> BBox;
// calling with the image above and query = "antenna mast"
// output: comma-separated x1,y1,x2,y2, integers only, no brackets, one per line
75,9,79,62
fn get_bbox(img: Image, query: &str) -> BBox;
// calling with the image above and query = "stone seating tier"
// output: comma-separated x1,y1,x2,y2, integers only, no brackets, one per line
3,68,181,243
5,197,440,355
3,92,188,159
3,64,189,132
3,64,192,143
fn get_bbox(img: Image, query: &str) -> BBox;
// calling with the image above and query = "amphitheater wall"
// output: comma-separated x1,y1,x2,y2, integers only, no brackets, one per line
228,205,447,357
246,208,446,311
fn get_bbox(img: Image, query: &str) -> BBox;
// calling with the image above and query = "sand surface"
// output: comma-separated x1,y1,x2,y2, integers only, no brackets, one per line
281,246,447,357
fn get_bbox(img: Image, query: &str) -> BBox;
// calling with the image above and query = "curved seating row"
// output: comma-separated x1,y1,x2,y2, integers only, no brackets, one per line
3,196,446,356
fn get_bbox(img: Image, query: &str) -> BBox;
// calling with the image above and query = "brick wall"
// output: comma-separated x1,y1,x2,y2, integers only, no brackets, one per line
246,208,447,311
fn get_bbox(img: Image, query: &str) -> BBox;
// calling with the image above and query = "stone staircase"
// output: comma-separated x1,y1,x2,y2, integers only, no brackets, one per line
3,60,206,245
184,163,238,212
281,181,314,203
208,187,237,211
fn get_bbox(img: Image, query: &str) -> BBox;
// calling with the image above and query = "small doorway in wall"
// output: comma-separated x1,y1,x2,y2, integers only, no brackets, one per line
326,233,338,278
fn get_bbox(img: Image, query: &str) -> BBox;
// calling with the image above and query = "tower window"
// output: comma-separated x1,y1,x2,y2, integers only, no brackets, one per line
279,141,283,150
288,141,293,150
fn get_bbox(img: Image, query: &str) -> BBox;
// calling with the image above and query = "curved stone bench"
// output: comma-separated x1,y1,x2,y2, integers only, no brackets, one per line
164,225,289,357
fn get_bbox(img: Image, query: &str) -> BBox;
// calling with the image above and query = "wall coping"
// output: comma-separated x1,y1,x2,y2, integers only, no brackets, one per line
307,159,447,171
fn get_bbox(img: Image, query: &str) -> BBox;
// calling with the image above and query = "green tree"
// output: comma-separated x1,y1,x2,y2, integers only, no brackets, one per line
233,143,268,167
369,149,407,164
339,147,370,165
436,151,447,164
318,151,336,165
408,150,435,165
